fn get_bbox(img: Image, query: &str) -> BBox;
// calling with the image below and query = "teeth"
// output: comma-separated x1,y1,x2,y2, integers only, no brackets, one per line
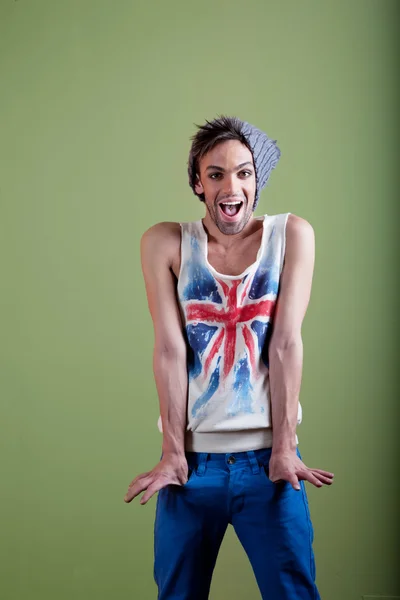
221,201,241,206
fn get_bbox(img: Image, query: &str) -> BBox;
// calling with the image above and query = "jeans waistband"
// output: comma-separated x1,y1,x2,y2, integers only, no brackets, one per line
185,447,275,476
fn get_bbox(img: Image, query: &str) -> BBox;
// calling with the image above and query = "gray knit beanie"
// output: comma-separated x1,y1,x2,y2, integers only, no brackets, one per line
188,117,281,210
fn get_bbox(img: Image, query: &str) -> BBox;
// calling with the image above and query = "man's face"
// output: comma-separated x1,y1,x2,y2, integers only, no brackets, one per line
194,140,256,235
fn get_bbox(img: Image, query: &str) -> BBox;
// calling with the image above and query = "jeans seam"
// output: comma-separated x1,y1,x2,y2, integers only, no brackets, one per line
300,481,316,596
153,493,161,584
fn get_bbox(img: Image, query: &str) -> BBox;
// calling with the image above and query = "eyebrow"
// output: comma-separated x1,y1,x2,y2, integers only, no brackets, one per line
205,161,253,172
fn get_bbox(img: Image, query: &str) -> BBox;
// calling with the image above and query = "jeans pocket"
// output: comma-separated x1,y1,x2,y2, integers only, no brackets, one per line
181,466,195,487
261,462,275,484
165,466,195,490
261,462,291,491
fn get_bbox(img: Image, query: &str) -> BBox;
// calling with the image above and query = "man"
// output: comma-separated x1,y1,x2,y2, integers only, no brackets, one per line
124,116,334,599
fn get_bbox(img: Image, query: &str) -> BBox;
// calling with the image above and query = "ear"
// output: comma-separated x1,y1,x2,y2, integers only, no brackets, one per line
194,175,204,195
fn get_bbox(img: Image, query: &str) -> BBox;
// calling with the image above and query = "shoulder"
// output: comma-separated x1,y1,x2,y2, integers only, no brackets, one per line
141,220,181,242
140,221,181,264
281,214,315,276
285,213,315,247
281,213,315,271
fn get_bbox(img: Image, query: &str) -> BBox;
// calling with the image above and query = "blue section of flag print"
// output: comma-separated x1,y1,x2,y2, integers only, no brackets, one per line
251,320,272,367
186,323,218,380
182,236,222,303
248,226,279,299
227,354,254,416
191,356,221,417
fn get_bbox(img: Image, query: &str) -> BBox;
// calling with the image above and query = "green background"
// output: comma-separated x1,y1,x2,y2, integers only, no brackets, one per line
1,1,399,599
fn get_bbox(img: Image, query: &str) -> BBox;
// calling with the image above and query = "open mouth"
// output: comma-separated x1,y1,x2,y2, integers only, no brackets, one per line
218,200,244,219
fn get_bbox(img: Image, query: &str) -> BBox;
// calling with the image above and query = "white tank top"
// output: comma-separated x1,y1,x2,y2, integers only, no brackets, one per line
157,213,302,453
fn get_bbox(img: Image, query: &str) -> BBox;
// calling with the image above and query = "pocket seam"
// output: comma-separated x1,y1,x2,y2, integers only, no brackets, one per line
300,482,315,581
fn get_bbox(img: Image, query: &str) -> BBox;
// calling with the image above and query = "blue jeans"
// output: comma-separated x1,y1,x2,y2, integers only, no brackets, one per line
154,447,320,600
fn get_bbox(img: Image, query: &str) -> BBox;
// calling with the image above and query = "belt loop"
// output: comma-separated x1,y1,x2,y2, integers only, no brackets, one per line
247,450,260,474
196,453,209,476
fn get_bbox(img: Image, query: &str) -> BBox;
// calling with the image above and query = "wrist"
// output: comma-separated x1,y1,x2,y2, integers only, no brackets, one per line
271,438,297,454
161,445,186,460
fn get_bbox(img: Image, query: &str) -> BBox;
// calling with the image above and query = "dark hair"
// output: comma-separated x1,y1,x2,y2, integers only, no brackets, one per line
188,115,252,202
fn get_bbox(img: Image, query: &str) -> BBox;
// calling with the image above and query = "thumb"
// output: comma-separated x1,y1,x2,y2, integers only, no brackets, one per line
290,475,301,491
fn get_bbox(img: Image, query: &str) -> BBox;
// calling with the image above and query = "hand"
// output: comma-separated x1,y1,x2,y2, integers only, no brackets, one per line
268,450,334,491
124,454,189,505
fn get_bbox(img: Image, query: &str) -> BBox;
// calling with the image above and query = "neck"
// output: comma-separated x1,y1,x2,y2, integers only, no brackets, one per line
201,212,262,250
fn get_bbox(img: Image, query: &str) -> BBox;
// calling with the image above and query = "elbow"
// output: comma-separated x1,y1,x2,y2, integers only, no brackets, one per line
153,343,187,379
269,332,303,354
154,340,187,360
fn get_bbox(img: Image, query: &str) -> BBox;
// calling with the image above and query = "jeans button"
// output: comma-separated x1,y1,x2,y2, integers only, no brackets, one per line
227,455,236,465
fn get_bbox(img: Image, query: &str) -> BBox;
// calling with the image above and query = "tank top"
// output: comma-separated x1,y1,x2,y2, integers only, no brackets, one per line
157,213,302,453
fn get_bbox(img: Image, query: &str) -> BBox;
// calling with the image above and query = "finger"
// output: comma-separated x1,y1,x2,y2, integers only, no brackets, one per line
289,474,301,491
312,471,334,485
124,477,152,503
140,479,167,505
128,472,151,488
310,469,334,478
301,471,323,488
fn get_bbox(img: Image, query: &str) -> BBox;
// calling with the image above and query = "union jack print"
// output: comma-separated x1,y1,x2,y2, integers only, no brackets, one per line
180,226,280,419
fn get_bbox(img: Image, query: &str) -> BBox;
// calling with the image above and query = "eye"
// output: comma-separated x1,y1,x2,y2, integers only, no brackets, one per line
239,170,252,178
209,173,222,180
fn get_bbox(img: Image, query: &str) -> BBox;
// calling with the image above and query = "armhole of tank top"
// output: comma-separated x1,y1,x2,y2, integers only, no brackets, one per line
279,212,291,276
177,222,185,283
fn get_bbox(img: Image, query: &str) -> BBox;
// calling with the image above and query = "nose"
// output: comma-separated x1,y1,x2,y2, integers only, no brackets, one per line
222,173,241,197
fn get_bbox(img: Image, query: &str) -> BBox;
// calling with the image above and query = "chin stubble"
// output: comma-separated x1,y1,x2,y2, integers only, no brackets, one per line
213,202,251,235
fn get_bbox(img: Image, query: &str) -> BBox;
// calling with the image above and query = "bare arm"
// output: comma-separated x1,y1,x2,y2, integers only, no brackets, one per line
140,223,188,458
267,214,334,490
124,222,189,504
268,214,315,453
